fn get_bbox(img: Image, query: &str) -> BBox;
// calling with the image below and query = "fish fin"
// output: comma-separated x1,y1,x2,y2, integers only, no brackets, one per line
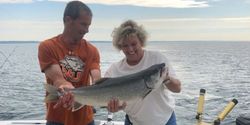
44,84,59,102
72,102,84,112
94,78,110,85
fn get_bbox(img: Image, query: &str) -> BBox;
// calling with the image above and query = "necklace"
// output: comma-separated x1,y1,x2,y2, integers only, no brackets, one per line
59,35,80,56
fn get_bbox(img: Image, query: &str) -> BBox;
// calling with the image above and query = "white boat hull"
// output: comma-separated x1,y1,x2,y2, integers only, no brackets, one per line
0,120,124,125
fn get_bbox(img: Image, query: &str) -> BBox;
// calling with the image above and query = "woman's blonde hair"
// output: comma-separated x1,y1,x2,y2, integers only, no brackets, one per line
111,20,148,50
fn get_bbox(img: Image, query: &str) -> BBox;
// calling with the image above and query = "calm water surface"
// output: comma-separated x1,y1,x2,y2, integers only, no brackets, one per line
0,41,249,125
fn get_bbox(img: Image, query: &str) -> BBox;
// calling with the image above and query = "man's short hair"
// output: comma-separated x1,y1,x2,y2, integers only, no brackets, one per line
63,1,92,22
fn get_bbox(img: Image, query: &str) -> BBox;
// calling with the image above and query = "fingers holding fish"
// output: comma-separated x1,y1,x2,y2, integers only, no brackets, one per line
57,82,75,92
53,95,63,109
119,102,127,110
163,76,171,85
63,92,74,110
162,66,171,85
163,76,181,93
53,83,75,110
107,98,126,113
107,98,119,112
53,92,74,110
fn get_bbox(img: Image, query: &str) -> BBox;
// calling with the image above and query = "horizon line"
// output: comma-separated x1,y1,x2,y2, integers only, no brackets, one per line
0,40,249,44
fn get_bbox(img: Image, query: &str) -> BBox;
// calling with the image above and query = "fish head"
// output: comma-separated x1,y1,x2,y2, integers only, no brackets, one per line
144,63,166,89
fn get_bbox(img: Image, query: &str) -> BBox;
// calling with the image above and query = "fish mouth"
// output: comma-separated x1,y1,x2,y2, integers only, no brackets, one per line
160,66,167,77
143,64,165,89
160,68,163,77
142,67,163,98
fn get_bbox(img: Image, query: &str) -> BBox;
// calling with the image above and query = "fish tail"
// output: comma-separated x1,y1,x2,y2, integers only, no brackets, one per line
44,84,59,102
72,102,84,112
44,84,84,112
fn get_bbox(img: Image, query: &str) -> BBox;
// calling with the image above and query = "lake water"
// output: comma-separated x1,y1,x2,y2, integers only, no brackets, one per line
0,41,249,125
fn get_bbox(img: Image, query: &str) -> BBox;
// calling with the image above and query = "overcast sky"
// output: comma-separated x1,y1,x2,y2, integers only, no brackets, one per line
0,0,250,41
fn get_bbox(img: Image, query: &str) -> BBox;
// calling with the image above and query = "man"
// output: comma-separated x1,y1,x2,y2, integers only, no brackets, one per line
38,1,101,125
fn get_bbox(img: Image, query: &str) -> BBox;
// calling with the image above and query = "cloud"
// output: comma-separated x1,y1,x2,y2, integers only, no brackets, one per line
112,16,248,41
0,0,209,8
0,0,32,3
137,17,250,32
139,17,250,23
81,0,209,8
245,0,250,4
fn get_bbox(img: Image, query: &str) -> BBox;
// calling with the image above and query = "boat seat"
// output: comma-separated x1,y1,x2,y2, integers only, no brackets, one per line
236,113,250,125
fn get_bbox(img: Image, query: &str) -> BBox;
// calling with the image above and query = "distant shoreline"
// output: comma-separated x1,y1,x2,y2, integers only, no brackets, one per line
0,41,39,44
0,40,249,44
0,41,112,44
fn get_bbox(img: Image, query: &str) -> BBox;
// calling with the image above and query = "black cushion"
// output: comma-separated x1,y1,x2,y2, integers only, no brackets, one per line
236,114,250,125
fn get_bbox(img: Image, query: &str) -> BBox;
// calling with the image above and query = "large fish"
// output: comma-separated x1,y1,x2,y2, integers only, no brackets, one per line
45,63,166,111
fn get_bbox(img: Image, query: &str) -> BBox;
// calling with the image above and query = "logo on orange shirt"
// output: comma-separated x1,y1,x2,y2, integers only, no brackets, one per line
59,55,85,83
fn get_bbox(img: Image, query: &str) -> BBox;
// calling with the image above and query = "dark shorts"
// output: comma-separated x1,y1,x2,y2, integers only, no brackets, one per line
124,112,176,125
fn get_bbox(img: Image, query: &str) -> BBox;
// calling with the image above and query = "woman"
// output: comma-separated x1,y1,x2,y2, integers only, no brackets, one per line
105,20,181,125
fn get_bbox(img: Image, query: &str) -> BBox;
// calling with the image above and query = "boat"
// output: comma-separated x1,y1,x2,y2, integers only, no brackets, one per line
195,89,238,125
0,120,124,125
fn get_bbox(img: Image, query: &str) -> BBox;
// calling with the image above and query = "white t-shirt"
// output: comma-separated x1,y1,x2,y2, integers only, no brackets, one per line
104,50,177,125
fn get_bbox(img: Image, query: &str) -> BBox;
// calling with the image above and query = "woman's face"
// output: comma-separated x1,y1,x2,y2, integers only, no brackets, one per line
121,34,144,65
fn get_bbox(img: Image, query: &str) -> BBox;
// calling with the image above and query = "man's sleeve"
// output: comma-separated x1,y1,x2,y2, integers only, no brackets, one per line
38,41,58,72
89,46,100,70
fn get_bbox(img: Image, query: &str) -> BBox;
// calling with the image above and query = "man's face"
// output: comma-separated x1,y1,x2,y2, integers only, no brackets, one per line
67,10,92,42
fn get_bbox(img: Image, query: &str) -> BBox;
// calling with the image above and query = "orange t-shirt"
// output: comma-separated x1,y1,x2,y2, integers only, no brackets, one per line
38,35,100,125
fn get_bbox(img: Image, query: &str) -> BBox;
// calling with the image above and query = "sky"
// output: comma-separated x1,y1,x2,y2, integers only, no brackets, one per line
0,0,250,41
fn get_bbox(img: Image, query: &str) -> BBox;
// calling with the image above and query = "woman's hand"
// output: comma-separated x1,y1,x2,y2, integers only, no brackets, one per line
163,68,181,93
107,98,127,113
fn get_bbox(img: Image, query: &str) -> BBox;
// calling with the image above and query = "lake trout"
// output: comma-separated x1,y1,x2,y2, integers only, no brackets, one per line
45,63,166,111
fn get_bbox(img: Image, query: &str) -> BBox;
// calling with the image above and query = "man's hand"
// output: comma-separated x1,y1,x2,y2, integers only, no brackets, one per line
44,64,76,109
53,83,75,110
107,98,127,113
